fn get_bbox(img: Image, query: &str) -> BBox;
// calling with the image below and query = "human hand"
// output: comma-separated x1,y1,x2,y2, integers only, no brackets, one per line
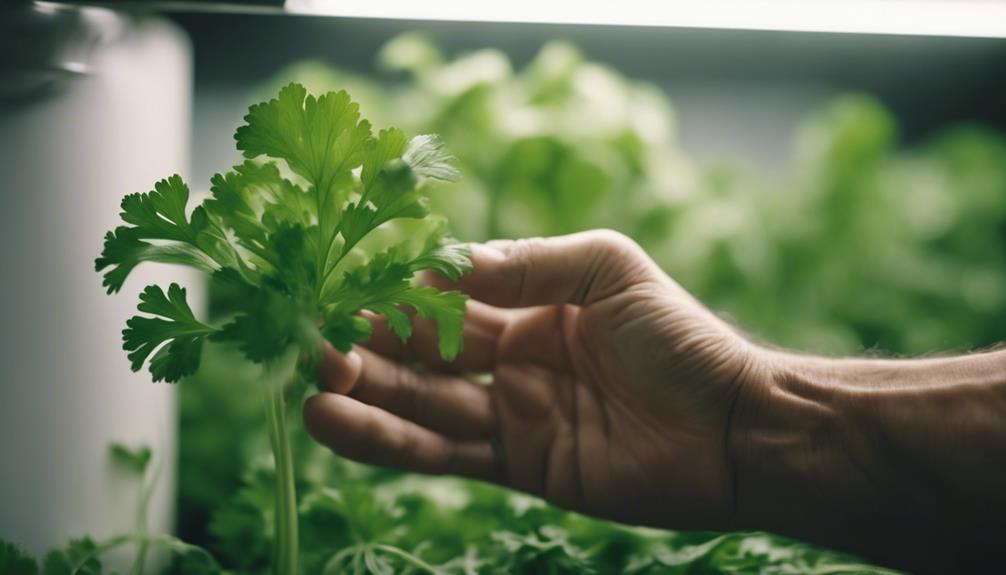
304,230,765,530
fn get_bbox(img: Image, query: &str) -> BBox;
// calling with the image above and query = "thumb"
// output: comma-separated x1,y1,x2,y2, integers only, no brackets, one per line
443,230,660,308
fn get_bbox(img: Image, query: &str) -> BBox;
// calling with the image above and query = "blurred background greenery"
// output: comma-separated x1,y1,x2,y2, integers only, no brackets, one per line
259,33,1006,356
174,31,1005,574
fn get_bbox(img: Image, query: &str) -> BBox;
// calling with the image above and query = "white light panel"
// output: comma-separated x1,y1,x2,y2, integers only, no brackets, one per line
286,0,1006,38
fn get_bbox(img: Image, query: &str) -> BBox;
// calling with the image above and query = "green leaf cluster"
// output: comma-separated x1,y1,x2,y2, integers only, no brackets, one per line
96,82,470,382
0,540,38,575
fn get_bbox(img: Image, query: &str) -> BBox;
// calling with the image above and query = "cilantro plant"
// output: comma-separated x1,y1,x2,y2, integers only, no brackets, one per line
96,83,471,575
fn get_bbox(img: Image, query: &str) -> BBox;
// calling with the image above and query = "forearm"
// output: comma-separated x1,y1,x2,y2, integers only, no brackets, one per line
730,348,1006,572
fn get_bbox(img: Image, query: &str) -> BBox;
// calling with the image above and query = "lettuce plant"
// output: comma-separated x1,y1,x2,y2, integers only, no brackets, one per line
95,83,470,574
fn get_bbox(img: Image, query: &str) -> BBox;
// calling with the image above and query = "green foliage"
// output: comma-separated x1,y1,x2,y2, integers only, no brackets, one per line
109,443,153,475
40,538,103,575
0,540,38,575
623,533,902,574
97,82,471,383
490,527,595,573
274,36,1006,357
207,468,274,572
123,284,214,382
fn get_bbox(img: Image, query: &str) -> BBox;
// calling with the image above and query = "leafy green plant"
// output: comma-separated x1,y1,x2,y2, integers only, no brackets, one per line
95,83,471,574
0,444,217,575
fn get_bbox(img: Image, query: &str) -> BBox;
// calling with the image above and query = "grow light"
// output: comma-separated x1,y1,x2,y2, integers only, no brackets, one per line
286,0,1006,38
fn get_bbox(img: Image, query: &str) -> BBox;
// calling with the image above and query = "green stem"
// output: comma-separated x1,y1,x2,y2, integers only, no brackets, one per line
372,544,442,574
129,453,159,575
265,367,299,575
320,545,359,575
129,506,149,575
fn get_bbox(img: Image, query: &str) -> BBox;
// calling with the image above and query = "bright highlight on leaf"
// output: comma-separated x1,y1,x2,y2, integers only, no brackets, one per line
97,82,470,382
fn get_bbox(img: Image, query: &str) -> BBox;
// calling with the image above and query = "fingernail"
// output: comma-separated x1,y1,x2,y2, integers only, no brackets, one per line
318,344,359,394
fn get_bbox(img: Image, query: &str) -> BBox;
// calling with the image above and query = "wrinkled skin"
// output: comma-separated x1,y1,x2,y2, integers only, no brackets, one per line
304,230,760,530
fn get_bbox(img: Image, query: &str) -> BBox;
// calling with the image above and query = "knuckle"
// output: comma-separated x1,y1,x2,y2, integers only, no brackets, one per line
587,229,654,279
397,424,418,459
390,364,414,400
505,237,545,299
590,228,639,256
408,375,433,417
507,237,546,265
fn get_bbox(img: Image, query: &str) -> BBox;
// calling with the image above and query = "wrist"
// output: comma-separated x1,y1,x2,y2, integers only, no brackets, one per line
729,347,1006,571
727,349,853,536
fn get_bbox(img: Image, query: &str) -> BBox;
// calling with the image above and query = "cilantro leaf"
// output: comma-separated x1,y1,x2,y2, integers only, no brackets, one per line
123,284,215,382
118,175,199,242
392,286,468,360
95,175,243,293
205,161,316,271
235,83,372,193
408,236,472,281
338,161,429,261
209,255,322,366
320,313,374,353
326,246,469,359
234,82,369,274
361,128,409,190
205,170,270,261
213,287,320,365
96,227,218,294
235,82,383,296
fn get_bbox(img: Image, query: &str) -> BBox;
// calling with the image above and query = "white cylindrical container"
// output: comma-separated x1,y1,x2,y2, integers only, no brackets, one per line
0,3,197,569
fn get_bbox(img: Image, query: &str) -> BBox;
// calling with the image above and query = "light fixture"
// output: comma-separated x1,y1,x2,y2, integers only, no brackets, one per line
35,0,1006,38
286,0,1006,39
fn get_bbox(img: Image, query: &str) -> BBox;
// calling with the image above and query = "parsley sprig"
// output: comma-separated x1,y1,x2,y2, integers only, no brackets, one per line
96,83,470,575
96,82,470,383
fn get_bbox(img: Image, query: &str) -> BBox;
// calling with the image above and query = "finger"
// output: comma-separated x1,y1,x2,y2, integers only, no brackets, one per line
362,300,508,372
318,343,363,394
321,346,497,438
304,393,500,483
428,230,660,308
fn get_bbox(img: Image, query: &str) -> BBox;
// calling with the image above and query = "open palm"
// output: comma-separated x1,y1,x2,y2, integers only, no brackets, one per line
305,231,761,531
